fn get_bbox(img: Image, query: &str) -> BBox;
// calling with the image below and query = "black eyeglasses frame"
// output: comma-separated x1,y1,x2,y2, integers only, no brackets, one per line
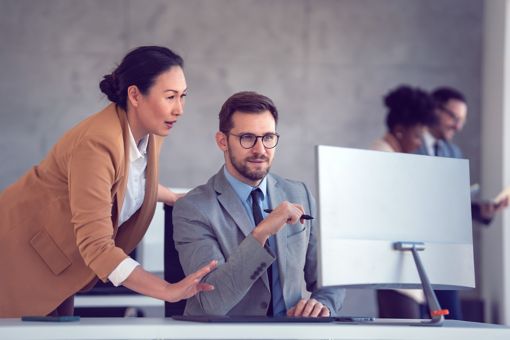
228,132,280,149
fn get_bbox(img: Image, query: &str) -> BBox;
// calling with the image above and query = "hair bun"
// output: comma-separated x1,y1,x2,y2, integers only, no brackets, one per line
384,85,414,111
99,73,120,104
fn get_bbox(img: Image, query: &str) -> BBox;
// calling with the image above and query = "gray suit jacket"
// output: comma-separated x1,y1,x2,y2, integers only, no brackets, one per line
415,139,463,158
173,167,345,316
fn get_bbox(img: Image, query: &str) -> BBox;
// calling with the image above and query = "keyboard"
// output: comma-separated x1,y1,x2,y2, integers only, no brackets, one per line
171,315,374,323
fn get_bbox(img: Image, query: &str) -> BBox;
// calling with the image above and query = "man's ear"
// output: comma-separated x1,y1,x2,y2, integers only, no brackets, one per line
216,131,228,151
127,85,141,108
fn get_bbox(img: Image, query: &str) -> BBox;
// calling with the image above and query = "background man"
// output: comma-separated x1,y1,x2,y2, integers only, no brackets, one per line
417,87,507,224
416,86,508,320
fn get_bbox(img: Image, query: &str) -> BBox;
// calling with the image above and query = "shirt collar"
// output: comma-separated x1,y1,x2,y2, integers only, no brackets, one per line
423,129,437,156
127,125,149,162
223,166,268,203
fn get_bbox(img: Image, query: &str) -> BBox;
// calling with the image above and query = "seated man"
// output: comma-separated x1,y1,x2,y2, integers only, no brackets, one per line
173,91,345,317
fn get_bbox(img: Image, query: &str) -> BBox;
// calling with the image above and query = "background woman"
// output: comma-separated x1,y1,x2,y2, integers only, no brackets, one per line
371,84,435,319
0,46,216,317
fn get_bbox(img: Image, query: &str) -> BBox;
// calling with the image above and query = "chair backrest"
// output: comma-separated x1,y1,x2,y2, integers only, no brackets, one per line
163,204,186,316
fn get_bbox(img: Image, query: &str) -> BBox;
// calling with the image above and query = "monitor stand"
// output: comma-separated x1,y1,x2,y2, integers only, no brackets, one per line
396,241,449,325
356,241,448,326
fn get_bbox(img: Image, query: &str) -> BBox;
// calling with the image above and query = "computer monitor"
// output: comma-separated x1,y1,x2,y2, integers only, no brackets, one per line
315,145,475,291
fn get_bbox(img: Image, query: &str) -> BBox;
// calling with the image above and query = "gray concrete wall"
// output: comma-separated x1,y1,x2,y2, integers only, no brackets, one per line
0,0,483,193
0,0,483,317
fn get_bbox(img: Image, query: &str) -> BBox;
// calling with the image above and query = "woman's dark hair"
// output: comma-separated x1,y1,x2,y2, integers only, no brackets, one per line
99,46,184,110
219,91,278,133
384,85,435,131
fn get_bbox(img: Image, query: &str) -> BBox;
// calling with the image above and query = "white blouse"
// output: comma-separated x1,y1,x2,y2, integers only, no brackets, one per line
108,126,148,287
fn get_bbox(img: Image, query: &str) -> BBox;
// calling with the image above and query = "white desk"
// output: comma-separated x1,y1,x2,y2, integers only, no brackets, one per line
1,318,509,340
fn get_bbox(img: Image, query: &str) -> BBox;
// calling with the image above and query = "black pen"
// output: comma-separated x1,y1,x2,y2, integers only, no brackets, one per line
263,209,314,220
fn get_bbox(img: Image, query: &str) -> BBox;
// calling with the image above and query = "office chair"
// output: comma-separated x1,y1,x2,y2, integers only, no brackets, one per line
163,204,186,316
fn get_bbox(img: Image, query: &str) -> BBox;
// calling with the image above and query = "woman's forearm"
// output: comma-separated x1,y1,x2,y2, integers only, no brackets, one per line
157,184,184,205
121,260,216,303
121,266,177,302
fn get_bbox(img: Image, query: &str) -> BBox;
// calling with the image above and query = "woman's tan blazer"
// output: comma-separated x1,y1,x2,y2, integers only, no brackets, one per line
0,104,162,317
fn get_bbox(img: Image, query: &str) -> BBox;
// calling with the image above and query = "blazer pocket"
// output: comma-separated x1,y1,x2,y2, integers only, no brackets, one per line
287,226,306,242
30,230,71,275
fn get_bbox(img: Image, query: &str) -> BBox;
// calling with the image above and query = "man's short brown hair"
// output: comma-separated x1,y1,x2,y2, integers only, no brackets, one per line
218,91,278,133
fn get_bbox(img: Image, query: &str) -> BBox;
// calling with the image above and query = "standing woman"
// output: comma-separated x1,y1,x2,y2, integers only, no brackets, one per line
371,84,435,319
0,46,216,317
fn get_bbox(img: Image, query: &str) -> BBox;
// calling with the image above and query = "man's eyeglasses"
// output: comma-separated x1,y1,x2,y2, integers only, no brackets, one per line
439,106,459,123
229,132,280,149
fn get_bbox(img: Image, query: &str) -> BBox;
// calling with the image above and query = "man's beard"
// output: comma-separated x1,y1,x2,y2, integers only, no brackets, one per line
228,149,271,182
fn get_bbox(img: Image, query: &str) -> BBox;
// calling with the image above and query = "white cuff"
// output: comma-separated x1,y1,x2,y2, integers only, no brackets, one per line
108,257,140,287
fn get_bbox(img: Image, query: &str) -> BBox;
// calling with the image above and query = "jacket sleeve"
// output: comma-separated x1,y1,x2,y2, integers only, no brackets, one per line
471,202,492,225
68,135,128,281
302,183,346,316
173,196,275,315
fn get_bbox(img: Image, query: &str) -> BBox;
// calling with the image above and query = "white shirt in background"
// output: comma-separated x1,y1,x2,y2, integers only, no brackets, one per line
422,129,436,156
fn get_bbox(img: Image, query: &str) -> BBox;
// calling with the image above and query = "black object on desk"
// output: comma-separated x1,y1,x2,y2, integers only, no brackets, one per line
172,315,334,323
22,316,80,322
172,315,375,323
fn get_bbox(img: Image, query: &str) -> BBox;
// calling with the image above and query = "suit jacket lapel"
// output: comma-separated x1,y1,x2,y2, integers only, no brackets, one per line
267,174,288,294
113,106,159,253
214,170,287,292
442,141,456,158
114,106,130,232
213,168,254,238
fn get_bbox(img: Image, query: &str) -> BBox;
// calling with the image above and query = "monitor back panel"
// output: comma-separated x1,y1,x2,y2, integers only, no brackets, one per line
315,145,475,289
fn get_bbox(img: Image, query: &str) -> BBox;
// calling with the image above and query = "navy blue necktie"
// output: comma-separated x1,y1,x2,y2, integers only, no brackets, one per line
250,188,274,316
433,141,440,156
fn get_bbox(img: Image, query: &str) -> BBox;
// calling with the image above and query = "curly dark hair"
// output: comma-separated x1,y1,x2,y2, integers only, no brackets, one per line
384,85,436,131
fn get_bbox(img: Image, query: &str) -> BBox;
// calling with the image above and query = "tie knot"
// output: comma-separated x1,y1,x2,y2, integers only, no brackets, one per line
251,188,263,201
250,188,264,226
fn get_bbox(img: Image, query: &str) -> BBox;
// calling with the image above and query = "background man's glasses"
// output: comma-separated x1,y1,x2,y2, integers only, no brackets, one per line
229,132,280,149
439,106,459,123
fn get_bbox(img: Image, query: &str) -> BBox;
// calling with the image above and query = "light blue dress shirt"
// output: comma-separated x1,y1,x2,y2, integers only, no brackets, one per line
223,167,286,316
